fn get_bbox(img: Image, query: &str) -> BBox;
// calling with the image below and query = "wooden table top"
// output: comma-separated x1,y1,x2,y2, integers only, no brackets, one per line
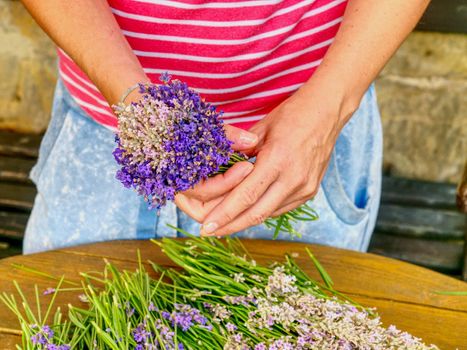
0,239,466,349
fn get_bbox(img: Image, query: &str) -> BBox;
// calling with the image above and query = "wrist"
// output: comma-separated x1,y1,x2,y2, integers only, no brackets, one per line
108,69,150,106
297,72,364,130
92,58,149,106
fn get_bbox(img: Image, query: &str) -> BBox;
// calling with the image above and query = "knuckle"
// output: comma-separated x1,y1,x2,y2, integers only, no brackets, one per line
303,185,318,199
197,191,211,202
185,188,202,200
269,165,283,180
248,212,267,226
220,211,235,224
295,174,309,188
311,184,319,195
295,198,308,208
239,188,259,207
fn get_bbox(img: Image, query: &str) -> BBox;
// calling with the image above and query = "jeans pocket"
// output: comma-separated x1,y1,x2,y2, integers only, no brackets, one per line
321,152,369,226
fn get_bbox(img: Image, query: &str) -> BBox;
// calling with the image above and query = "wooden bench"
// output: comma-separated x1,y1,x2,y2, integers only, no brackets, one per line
368,176,467,280
1,130,466,281
0,131,40,259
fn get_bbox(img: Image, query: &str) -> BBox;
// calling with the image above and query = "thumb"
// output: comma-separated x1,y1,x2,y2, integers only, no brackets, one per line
224,125,258,151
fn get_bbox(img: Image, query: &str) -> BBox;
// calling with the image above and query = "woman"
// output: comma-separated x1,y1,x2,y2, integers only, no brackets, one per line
22,0,429,253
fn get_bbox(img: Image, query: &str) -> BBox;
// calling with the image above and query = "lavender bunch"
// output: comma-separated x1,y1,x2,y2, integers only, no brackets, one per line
1,233,441,350
157,234,439,350
113,74,317,238
113,73,232,209
223,267,436,349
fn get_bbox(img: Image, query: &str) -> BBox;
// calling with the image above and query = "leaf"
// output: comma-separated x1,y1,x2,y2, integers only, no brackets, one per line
433,290,467,296
306,248,334,289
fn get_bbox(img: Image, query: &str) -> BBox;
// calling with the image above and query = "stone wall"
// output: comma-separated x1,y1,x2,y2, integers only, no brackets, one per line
0,1,57,133
0,1,466,183
376,32,467,183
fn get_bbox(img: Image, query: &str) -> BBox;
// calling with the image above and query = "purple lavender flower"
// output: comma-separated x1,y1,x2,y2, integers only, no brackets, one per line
161,304,210,332
125,301,135,318
43,287,56,295
201,324,213,331
159,72,172,83
225,322,237,332
232,333,243,342
132,323,152,343
45,345,71,350
31,332,47,346
148,301,158,311
42,325,53,338
30,325,54,345
113,75,233,209
153,320,182,349
202,302,213,309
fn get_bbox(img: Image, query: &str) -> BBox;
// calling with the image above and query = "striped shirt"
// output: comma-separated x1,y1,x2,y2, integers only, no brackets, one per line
58,0,347,130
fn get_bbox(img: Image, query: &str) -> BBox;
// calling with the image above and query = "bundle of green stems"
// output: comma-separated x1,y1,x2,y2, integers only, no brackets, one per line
1,230,438,350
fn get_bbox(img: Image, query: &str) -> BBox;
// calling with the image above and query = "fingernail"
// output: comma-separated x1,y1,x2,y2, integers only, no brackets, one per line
201,222,218,236
239,132,258,146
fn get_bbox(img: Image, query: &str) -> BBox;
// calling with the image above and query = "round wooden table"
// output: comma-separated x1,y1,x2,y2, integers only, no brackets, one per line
0,240,466,349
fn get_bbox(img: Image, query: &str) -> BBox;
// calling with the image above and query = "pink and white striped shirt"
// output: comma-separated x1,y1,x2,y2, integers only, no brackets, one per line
58,0,347,130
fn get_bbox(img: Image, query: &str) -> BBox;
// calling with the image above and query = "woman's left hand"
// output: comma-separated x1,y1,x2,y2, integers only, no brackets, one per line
197,85,357,236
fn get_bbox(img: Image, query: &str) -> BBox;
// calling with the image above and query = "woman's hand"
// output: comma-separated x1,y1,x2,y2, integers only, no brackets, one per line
174,80,358,236
175,125,258,223
195,85,356,236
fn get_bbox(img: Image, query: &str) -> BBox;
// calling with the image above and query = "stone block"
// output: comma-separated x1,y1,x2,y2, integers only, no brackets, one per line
381,32,467,79
376,77,466,183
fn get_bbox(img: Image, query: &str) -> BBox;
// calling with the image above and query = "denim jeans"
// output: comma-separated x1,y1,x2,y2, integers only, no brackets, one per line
24,79,382,254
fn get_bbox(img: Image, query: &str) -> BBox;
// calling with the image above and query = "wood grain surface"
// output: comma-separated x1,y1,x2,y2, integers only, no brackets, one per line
0,239,466,349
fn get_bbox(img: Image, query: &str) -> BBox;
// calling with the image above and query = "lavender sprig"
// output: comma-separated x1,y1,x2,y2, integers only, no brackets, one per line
113,74,317,238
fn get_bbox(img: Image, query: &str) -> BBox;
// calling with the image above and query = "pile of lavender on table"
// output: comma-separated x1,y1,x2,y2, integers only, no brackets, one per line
2,232,438,350
112,74,317,238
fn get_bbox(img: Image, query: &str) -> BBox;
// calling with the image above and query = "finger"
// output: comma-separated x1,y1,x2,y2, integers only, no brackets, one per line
200,153,279,235
175,194,204,222
269,173,323,217
224,125,258,151
270,199,307,218
269,187,318,217
267,165,324,217
202,181,291,236
183,161,253,202
270,186,320,217
175,194,224,223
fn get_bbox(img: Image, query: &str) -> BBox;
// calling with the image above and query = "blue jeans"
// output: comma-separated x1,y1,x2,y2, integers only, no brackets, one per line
24,79,382,254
